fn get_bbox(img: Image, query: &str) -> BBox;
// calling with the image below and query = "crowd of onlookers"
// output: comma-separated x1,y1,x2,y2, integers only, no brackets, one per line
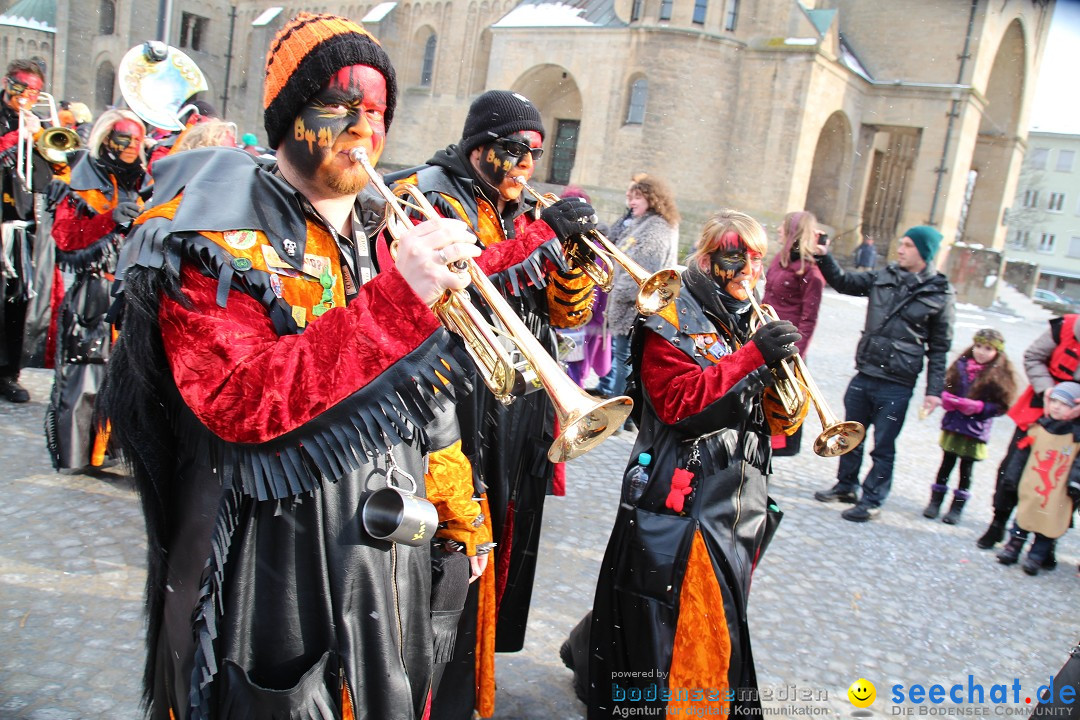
561,180,1079,577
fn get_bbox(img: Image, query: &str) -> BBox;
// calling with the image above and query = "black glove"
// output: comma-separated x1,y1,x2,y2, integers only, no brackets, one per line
750,320,801,366
541,197,598,243
112,201,141,225
0,145,15,168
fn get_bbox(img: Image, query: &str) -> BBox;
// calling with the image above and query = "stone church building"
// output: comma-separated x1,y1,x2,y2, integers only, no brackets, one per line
0,0,1055,267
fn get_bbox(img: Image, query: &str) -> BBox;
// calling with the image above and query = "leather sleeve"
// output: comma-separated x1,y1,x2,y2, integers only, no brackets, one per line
818,253,875,296
158,262,442,444
640,330,767,425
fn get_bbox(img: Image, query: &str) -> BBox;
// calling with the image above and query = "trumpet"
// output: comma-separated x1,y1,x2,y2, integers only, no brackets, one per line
36,126,82,165
515,178,681,316
349,147,633,463
742,280,865,457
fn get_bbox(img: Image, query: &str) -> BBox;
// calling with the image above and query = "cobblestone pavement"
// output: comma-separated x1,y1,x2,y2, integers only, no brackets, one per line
2,285,1077,719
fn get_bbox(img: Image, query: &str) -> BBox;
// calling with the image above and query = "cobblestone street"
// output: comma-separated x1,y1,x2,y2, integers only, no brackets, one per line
1,286,1077,719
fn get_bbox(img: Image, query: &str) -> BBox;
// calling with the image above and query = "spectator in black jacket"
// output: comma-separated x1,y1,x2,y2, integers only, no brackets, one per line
812,226,956,521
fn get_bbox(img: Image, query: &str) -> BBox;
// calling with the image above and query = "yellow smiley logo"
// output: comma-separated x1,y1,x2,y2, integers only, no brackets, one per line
847,678,876,708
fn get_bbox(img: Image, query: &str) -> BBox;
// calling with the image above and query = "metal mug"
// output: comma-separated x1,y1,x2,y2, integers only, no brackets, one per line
361,486,439,546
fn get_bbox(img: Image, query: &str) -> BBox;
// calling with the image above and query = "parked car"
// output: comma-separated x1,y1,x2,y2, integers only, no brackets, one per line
1032,289,1080,315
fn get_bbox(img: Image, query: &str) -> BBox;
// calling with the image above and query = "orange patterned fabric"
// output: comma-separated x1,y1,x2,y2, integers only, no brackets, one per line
264,13,379,108
667,530,731,715
199,225,347,322
424,440,491,555
475,494,496,717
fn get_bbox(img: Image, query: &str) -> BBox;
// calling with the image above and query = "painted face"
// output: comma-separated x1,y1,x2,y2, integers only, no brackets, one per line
708,230,763,300
104,119,145,164
4,71,42,112
627,188,648,217
896,236,926,272
971,342,998,366
474,130,543,202
282,64,388,196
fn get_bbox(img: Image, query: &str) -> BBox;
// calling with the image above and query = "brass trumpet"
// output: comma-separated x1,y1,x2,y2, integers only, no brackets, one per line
742,280,865,457
36,126,82,165
349,147,633,462
515,178,681,316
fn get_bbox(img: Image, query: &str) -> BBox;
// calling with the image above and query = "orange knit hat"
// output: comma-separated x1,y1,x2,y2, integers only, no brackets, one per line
263,12,397,149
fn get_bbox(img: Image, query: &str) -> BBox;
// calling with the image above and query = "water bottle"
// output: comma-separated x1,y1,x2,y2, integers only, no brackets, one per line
626,452,652,504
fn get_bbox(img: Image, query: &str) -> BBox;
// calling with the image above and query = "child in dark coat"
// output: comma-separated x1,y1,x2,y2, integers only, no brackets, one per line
924,328,1017,524
996,380,1080,575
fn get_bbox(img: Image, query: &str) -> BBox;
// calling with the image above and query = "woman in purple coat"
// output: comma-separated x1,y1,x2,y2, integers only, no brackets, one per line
924,328,1017,524
761,211,825,455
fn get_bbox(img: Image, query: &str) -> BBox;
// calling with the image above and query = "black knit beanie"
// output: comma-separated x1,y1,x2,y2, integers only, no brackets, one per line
263,13,398,149
459,90,544,155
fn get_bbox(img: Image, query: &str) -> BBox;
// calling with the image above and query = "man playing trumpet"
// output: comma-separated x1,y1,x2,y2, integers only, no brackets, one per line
100,13,553,719
0,59,47,402
388,90,599,718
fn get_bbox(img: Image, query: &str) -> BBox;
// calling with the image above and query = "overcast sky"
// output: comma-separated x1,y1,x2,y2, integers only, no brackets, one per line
1030,0,1080,134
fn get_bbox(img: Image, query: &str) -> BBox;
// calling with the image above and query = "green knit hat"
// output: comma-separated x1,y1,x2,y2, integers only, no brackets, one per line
903,226,943,263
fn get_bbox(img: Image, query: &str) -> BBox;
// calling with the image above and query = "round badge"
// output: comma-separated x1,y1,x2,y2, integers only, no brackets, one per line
224,230,257,250
269,273,283,298
232,257,253,272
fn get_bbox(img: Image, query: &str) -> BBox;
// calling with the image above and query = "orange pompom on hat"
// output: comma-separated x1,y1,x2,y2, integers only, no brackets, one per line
263,12,397,148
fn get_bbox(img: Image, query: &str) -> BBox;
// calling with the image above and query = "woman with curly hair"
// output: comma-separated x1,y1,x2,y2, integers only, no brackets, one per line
592,174,679,419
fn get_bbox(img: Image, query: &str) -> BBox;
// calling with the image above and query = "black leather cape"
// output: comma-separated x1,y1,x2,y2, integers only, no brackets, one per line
45,154,140,470
100,148,472,720
578,281,782,718
387,147,568,654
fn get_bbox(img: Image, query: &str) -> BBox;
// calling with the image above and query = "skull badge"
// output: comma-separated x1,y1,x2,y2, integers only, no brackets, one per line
283,238,297,257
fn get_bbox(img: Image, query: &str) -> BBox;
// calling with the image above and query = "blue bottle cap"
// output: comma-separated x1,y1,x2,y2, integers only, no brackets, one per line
638,452,652,466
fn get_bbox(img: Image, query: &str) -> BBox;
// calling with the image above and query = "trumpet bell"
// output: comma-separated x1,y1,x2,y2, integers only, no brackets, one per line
638,269,682,315
119,41,207,131
813,421,867,458
36,127,81,164
549,396,634,463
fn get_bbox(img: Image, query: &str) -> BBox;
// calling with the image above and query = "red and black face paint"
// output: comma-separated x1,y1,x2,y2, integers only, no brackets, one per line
284,64,387,179
102,119,145,166
474,130,542,202
709,230,763,299
3,71,42,112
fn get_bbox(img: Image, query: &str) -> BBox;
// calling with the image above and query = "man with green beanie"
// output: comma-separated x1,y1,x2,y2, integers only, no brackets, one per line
811,226,955,521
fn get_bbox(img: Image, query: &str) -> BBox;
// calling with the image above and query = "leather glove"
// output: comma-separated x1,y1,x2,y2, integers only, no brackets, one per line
939,391,960,412
750,320,801,366
953,396,985,416
112,201,141,225
540,197,597,243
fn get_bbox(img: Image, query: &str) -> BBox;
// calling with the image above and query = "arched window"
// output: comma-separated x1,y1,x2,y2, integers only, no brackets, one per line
95,61,115,109
99,0,116,35
420,33,436,86
625,77,648,125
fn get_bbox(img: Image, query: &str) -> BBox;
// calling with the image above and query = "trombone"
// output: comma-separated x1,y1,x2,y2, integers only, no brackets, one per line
349,147,633,463
15,92,80,192
515,178,681,316
742,280,865,457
